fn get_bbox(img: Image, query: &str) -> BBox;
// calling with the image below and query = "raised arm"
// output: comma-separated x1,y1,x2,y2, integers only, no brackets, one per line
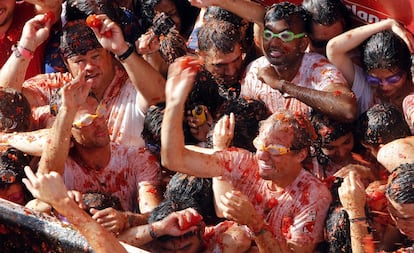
0,14,53,91
338,172,374,253
37,70,91,174
161,56,223,177
189,0,265,27
23,167,127,253
90,14,166,109
327,19,414,85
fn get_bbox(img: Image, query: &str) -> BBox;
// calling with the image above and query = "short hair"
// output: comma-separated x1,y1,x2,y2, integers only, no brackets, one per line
311,111,354,167
302,0,351,28
164,173,216,224
264,2,311,34
261,110,317,151
362,30,412,76
204,6,243,28
197,19,241,54
82,191,123,212
206,97,270,152
0,88,31,133
0,147,31,189
386,163,414,204
148,197,202,223
355,103,411,147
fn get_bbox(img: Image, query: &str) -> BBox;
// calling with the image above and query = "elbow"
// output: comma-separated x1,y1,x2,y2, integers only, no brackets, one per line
160,151,181,172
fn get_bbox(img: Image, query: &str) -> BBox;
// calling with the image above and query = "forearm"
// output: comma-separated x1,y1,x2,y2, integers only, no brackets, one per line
348,215,373,253
0,50,32,91
281,81,357,122
3,129,50,156
328,19,396,56
55,198,127,253
161,99,186,170
121,51,166,106
215,0,265,27
38,107,77,174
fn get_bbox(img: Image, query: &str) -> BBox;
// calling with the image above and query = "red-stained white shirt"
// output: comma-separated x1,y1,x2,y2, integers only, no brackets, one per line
23,67,146,147
63,143,161,212
241,53,348,115
217,148,332,244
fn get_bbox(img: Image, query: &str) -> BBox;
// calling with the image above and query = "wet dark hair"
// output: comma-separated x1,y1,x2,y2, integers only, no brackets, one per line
141,103,165,150
197,19,242,54
82,191,123,212
386,163,414,204
264,2,312,34
164,173,216,224
204,6,243,28
0,88,31,133
311,111,354,167
362,30,412,77
302,0,351,28
206,97,270,152
0,147,31,189
355,103,411,148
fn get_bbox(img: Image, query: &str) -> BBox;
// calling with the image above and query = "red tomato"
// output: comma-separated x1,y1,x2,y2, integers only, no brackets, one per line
86,15,112,37
41,11,55,24
180,213,202,230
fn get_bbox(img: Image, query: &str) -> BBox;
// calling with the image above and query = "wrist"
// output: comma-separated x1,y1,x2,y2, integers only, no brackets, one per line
148,223,159,239
12,43,34,60
115,42,135,62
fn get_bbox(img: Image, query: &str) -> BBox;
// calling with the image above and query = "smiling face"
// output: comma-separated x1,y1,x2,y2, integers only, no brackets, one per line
66,48,115,99
262,18,308,69
254,120,305,182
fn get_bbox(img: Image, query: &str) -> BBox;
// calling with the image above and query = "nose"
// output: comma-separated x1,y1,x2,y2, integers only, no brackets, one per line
256,150,270,161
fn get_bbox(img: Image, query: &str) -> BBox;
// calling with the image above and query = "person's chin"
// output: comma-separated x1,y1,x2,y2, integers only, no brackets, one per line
258,164,274,179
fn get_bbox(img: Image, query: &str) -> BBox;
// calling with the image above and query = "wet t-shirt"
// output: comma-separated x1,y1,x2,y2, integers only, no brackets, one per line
241,53,348,115
63,143,161,212
217,148,332,244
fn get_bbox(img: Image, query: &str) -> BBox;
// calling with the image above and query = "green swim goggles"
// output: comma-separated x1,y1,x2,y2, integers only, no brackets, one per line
263,29,306,42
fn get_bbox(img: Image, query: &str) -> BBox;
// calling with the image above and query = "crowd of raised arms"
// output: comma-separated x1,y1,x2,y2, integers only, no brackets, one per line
1,0,414,252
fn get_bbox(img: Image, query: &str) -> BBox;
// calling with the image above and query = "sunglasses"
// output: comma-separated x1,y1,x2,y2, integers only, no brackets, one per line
365,71,404,87
72,104,107,129
253,138,291,155
263,29,306,42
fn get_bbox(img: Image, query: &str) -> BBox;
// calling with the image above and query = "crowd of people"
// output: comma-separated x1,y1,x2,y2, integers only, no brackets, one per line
1,0,414,252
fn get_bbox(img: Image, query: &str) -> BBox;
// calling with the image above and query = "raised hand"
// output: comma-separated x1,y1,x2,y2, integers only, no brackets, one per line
213,113,235,150
19,13,54,52
90,208,129,234
22,166,69,208
60,68,91,110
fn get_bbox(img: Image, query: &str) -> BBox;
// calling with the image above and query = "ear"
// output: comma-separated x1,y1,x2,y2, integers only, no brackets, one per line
299,35,309,52
295,147,309,163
